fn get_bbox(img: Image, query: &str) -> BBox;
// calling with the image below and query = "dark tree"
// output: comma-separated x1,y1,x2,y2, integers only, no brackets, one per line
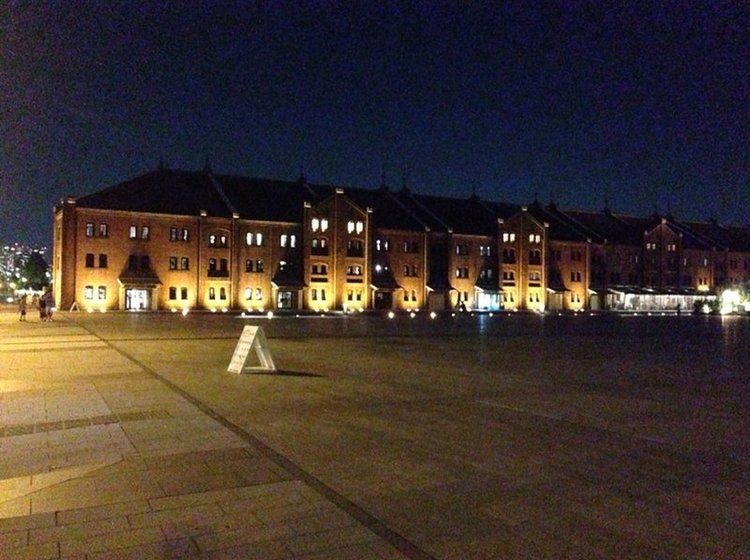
21,253,49,290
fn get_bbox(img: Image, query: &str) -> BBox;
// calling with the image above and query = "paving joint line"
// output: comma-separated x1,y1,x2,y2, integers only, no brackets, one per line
70,319,436,560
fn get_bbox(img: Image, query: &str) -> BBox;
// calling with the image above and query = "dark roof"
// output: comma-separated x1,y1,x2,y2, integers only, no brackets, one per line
77,169,234,217
343,188,428,232
403,193,500,235
527,202,589,243
679,220,750,252
75,168,750,250
215,174,323,223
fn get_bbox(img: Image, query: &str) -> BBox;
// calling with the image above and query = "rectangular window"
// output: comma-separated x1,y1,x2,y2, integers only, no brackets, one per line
84,286,94,300
290,234,296,248
129,225,137,239
98,223,108,238
98,254,107,268
245,287,252,300
311,288,318,301
280,234,288,247
169,257,178,270
220,287,227,300
255,288,262,300
98,286,106,300
85,253,95,268
140,255,150,269
170,227,178,241
180,257,189,270
180,287,188,300
141,226,150,240
85,223,95,237
245,259,253,272
256,259,264,272
209,287,216,300
169,287,177,300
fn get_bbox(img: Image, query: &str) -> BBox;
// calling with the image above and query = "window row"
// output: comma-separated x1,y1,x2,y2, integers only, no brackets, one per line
83,285,107,300
169,257,190,270
347,221,364,235
129,225,151,240
311,218,329,232
244,287,263,301
85,253,108,268
169,227,190,242
85,223,109,238
168,286,189,300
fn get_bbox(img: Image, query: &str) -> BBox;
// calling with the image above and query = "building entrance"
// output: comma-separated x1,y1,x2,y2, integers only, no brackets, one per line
276,291,296,309
373,291,393,310
125,288,149,310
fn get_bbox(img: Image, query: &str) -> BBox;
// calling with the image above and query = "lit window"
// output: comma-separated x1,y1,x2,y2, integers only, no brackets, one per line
255,233,263,246
256,259,264,272
129,225,137,239
180,257,189,270
255,288,262,300
85,223,95,237
169,257,177,270
281,234,288,247
181,228,190,242
141,226,150,240
347,221,355,234
170,227,178,241
356,221,363,234
98,223,108,238
290,234,296,248
321,219,329,232
84,286,94,300
311,218,320,232
245,287,252,300
220,235,228,247
209,234,217,246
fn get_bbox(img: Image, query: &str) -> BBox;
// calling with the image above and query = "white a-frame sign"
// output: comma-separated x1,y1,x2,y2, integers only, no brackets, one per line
227,325,277,373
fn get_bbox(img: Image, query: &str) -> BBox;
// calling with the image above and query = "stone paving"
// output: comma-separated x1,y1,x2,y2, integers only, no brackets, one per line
0,314,412,559
1,310,749,559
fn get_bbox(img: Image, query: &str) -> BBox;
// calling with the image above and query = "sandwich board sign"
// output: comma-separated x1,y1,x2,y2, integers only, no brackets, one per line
227,325,277,373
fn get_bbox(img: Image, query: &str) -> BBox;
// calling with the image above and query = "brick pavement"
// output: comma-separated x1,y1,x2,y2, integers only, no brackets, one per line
0,313,415,559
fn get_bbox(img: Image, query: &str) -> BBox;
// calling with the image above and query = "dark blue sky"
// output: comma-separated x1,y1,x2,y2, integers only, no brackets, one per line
2,1,748,247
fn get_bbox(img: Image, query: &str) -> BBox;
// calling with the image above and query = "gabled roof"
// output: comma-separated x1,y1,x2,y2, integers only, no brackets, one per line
679,220,750,252
342,187,428,232
403,193,500,236
76,169,234,217
527,202,589,243
215,174,323,223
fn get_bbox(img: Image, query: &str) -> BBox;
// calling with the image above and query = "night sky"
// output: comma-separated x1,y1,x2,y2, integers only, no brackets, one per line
2,1,748,247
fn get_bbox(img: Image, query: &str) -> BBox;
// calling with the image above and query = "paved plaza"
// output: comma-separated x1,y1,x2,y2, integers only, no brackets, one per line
0,310,748,559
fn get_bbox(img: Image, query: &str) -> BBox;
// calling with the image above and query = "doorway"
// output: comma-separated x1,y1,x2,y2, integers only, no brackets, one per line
125,288,149,310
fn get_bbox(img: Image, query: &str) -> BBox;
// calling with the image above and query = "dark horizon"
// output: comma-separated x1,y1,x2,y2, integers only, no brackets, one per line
2,2,748,247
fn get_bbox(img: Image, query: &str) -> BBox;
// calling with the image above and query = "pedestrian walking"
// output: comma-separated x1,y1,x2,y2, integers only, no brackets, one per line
18,294,28,321
42,288,54,321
